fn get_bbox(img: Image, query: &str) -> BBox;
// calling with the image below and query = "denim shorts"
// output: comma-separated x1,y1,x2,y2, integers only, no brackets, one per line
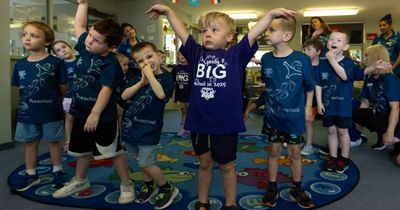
125,144,160,167
15,120,65,142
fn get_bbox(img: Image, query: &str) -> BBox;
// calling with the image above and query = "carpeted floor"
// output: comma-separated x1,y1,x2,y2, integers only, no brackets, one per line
8,132,360,210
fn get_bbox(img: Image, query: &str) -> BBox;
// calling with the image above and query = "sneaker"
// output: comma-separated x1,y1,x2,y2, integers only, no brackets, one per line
350,138,362,147
223,206,239,210
11,173,40,193
283,143,288,148
154,183,179,209
119,181,135,204
52,177,90,198
335,157,350,173
176,128,187,137
301,145,314,156
135,183,158,204
262,188,278,207
318,146,330,155
289,187,315,209
195,201,210,210
324,157,336,171
371,141,387,150
52,170,68,189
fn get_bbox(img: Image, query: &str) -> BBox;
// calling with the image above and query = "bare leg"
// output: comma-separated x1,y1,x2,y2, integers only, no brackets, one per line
305,121,314,146
141,165,167,185
113,154,131,182
25,140,40,170
327,126,339,158
338,128,350,158
287,144,302,182
220,161,237,206
268,143,282,182
64,113,74,150
197,151,214,209
76,156,91,179
48,141,62,166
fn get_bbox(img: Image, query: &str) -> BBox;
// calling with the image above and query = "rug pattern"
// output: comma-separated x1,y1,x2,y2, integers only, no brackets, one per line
8,132,359,209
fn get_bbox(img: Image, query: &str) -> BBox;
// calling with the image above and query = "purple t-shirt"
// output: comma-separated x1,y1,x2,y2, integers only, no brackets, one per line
180,35,258,134
172,64,193,103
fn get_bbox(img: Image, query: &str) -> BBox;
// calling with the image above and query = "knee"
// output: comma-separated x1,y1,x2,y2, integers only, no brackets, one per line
219,161,235,173
288,152,301,161
268,149,280,158
199,159,214,171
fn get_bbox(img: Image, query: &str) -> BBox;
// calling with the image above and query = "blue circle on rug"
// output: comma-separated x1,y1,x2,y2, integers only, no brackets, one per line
187,198,222,210
310,182,341,195
238,194,268,210
320,171,348,181
7,133,360,210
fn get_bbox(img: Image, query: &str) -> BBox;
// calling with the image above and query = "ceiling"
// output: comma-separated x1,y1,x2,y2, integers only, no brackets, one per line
161,0,400,25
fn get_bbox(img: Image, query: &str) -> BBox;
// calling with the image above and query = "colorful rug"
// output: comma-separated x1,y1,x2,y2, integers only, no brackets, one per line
8,132,359,209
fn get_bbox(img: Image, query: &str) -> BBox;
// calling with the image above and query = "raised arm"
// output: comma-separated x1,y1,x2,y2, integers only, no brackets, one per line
75,0,88,38
326,51,347,81
146,4,189,45
248,8,296,47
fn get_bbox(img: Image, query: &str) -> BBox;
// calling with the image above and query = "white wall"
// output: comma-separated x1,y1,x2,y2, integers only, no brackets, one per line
1,0,12,147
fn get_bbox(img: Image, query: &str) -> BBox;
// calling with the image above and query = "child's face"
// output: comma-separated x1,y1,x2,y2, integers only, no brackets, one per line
157,52,166,65
327,32,349,55
119,58,129,75
84,27,109,55
201,18,233,50
132,46,160,73
21,25,49,52
264,19,288,45
53,42,74,60
178,52,187,64
123,26,136,39
304,45,320,60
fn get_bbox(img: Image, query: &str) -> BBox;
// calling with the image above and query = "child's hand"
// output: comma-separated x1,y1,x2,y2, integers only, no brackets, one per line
63,141,69,151
146,4,171,20
142,63,154,77
325,49,336,61
374,60,392,70
383,132,394,145
139,69,149,86
317,103,325,115
268,8,296,19
77,0,87,4
84,113,99,132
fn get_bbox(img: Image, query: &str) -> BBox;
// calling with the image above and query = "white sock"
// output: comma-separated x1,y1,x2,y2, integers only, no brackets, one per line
26,168,36,175
53,165,63,172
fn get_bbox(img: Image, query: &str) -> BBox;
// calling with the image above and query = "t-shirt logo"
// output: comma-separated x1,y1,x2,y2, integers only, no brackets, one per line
283,61,302,79
201,87,216,100
322,72,329,80
18,70,26,80
36,63,55,77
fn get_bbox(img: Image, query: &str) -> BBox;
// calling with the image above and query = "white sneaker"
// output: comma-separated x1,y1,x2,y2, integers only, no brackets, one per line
119,181,135,204
283,143,288,148
350,138,362,147
52,177,90,198
301,145,314,156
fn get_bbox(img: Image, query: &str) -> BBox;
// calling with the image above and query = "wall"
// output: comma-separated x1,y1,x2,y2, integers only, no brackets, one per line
1,0,12,149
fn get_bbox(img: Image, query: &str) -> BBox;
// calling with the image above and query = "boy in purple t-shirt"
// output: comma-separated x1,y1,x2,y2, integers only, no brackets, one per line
146,4,295,210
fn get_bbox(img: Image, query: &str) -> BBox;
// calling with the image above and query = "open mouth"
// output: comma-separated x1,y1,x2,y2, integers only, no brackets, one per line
331,46,337,49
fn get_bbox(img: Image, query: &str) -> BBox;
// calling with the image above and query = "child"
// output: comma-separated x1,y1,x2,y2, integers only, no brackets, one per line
51,40,77,151
114,52,129,129
10,21,68,192
172,51,192,137
120,42,176,209
316,31,388,173
301,39,323,156
52,0,134,204
146,4,295,210
260,16,315,209
353,44,400,150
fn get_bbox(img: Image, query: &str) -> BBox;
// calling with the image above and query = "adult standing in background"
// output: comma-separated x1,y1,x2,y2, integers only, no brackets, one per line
372,14,400,77
306,17,331,57
118,23,143,71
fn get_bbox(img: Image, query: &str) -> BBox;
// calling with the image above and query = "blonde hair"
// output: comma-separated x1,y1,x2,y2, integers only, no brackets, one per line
277,16,297,41
365,44,391,75
113,52,129,63
200,12,236,35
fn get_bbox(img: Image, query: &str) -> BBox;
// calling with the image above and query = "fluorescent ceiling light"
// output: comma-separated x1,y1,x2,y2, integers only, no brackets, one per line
228,13,257,20
303,8,358,17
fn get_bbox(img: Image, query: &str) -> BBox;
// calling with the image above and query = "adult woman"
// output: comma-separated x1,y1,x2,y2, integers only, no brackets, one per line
306,17,331,56
117,23,143,71
353,45,400,150
372,14,400,77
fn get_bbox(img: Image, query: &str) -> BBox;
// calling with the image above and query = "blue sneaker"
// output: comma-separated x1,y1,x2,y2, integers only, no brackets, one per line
52,171,68,189
11,173,40,193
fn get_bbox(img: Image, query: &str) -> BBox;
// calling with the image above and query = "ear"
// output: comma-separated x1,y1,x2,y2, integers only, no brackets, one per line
226,33,234,43
316,49,322,55
343,43,350,51
282,31,293,42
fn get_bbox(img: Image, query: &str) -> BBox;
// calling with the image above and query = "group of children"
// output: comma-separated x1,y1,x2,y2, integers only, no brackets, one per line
10,1,397,210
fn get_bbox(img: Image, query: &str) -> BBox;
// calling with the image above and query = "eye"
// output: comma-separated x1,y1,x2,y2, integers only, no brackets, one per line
202,29,207,33
179,171,190,176
193,161,200,165
237,171,248,176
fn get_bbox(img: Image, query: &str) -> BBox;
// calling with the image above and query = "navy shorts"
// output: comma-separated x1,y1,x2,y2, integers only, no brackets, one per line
263,127,304,145
68,119,124,160
323,115,352,128
191,133,238,164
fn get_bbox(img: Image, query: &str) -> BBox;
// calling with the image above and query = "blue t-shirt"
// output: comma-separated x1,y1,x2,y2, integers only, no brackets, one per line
261,50,315,134
121,72,173,146
360,73,400,113
117,38,143,70
316,57,364,117
180,35,258,134
372,30,400,75
64,58,78,98
11,55,67,123
69,33,123,122
172,64,193,103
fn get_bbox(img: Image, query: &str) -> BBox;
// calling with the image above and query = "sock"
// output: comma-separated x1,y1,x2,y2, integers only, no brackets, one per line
292,181,301,189
52,165,63,172
160,182,171,190
268,181,277,189
26,168,36,175
121,180,132,186
145,180,154,188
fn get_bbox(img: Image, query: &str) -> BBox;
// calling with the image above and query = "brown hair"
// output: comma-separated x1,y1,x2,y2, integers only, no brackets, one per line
51,40,73,54
93,18,123,48
380,14,392,25
23,21,54,53
131,42,158,58
113,52,129,63
303,38,323,52
306,17,331,40
277,16,297,41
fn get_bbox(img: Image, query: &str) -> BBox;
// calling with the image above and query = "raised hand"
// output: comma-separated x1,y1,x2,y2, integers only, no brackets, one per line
77,0,87,4
268,8,296,19
145,4,171,20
